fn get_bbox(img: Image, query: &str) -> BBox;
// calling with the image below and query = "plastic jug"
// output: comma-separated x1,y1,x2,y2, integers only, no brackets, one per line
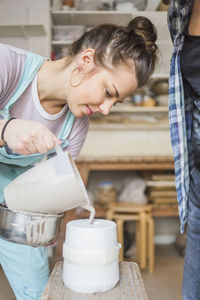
4,145,94,217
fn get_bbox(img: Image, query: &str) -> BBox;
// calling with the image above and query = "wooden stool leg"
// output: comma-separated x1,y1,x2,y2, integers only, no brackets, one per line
136,221,140,264
106,209,113,220
116,219,124,262
140,212,147,269
147,216,155,273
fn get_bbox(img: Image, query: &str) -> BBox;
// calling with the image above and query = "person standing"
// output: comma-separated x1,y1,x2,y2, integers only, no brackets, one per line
0,17,157,299
168,0,200,298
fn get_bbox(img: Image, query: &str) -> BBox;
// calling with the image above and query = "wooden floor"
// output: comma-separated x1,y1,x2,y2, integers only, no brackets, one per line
141,245,184,300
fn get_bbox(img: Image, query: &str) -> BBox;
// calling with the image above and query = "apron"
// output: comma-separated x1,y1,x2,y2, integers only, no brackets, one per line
0,51,75,300
0,51,75,202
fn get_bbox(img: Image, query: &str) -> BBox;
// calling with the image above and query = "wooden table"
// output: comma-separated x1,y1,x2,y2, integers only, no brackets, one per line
42,261,148,300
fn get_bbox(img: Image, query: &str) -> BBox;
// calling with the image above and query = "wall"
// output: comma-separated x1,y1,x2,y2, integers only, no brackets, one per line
0,0,51,57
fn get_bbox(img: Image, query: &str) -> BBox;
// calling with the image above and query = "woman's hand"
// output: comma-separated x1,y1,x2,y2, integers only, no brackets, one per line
1,119,60,155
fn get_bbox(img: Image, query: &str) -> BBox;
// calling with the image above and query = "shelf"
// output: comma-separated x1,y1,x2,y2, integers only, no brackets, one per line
147,181,175,187
110,105,168,113
51,10,168,27
51,10,132,15
89,123,170,131
51,10,132,26
151,74,169,79
51,40,72,45
0,24,46,37
152,204,179,217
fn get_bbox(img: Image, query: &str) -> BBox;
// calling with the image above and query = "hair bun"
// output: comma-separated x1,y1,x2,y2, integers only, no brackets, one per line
127,16,157,54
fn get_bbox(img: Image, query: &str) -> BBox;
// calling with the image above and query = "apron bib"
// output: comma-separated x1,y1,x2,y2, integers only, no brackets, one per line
0,51,75,203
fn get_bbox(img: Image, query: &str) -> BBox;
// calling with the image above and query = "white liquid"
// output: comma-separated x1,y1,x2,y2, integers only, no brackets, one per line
89,206,95,223
5,175,91,214
82,200,96,224
25,217,54,245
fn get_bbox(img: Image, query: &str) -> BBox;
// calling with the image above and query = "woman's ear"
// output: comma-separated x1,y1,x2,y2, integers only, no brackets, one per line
77,49,96,72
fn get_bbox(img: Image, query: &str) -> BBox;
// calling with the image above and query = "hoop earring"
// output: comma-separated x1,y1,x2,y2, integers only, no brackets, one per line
70,67,85,87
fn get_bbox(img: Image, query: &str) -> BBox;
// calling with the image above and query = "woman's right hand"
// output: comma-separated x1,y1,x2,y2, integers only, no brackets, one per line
0,118,60,155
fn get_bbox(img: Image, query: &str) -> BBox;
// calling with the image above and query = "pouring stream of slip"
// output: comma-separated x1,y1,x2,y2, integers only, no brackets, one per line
89,206,95,224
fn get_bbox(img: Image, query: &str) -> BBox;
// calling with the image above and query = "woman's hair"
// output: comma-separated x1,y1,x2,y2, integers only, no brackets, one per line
69,16,158,87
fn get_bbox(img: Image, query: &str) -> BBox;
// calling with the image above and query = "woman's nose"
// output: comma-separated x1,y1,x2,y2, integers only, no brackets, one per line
99,101,113,116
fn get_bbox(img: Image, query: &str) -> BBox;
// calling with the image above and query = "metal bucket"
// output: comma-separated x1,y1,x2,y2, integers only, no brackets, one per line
0,203,63,246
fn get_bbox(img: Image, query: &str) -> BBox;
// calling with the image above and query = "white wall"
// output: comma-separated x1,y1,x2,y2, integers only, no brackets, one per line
0,0,51,57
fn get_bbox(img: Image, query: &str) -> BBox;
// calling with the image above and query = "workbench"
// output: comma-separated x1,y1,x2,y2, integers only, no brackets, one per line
42,261,148,300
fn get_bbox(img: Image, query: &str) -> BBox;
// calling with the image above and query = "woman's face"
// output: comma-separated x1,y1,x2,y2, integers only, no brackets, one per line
66,52,137,118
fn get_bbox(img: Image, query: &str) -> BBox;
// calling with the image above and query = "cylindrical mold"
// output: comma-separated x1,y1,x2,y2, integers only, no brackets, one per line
63,219,120,293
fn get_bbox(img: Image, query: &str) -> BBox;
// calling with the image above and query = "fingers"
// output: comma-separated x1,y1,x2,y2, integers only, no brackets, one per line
36,131,61,154
4,119,62,155
24,141,39,154
42,133,57,153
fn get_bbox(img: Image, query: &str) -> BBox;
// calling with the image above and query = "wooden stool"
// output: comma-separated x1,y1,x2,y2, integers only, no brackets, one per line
42,261,149,299
106,203,154,273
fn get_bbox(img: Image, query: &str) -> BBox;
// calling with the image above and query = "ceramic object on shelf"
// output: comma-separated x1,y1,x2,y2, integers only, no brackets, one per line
145,0,160,10
116,0,147,11
63,219,120,293
157,0,170,11
53,25,85,42
132,0,147,10
142,95,156,107
116,2,137,11
156,95,168,106
74,0,99,10
151,79,169,96
132,94,143,106
97,181,117,206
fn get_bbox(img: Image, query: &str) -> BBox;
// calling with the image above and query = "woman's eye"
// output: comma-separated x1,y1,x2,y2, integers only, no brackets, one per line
114,100,123,106
105,88,112,98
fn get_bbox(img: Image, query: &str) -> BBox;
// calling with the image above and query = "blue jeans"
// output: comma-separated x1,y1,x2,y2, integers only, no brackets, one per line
182,166,200,299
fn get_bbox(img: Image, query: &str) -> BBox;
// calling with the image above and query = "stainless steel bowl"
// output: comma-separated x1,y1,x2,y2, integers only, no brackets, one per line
0,203,63,246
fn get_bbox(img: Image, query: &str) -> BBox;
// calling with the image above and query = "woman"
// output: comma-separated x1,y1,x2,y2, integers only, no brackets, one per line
168,0,200,299
0,16,157,299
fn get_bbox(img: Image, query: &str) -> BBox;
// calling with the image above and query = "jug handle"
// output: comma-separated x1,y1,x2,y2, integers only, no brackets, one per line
55,144,64,156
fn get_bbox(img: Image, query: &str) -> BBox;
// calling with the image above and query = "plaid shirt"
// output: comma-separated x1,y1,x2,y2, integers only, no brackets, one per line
168,0,194,233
